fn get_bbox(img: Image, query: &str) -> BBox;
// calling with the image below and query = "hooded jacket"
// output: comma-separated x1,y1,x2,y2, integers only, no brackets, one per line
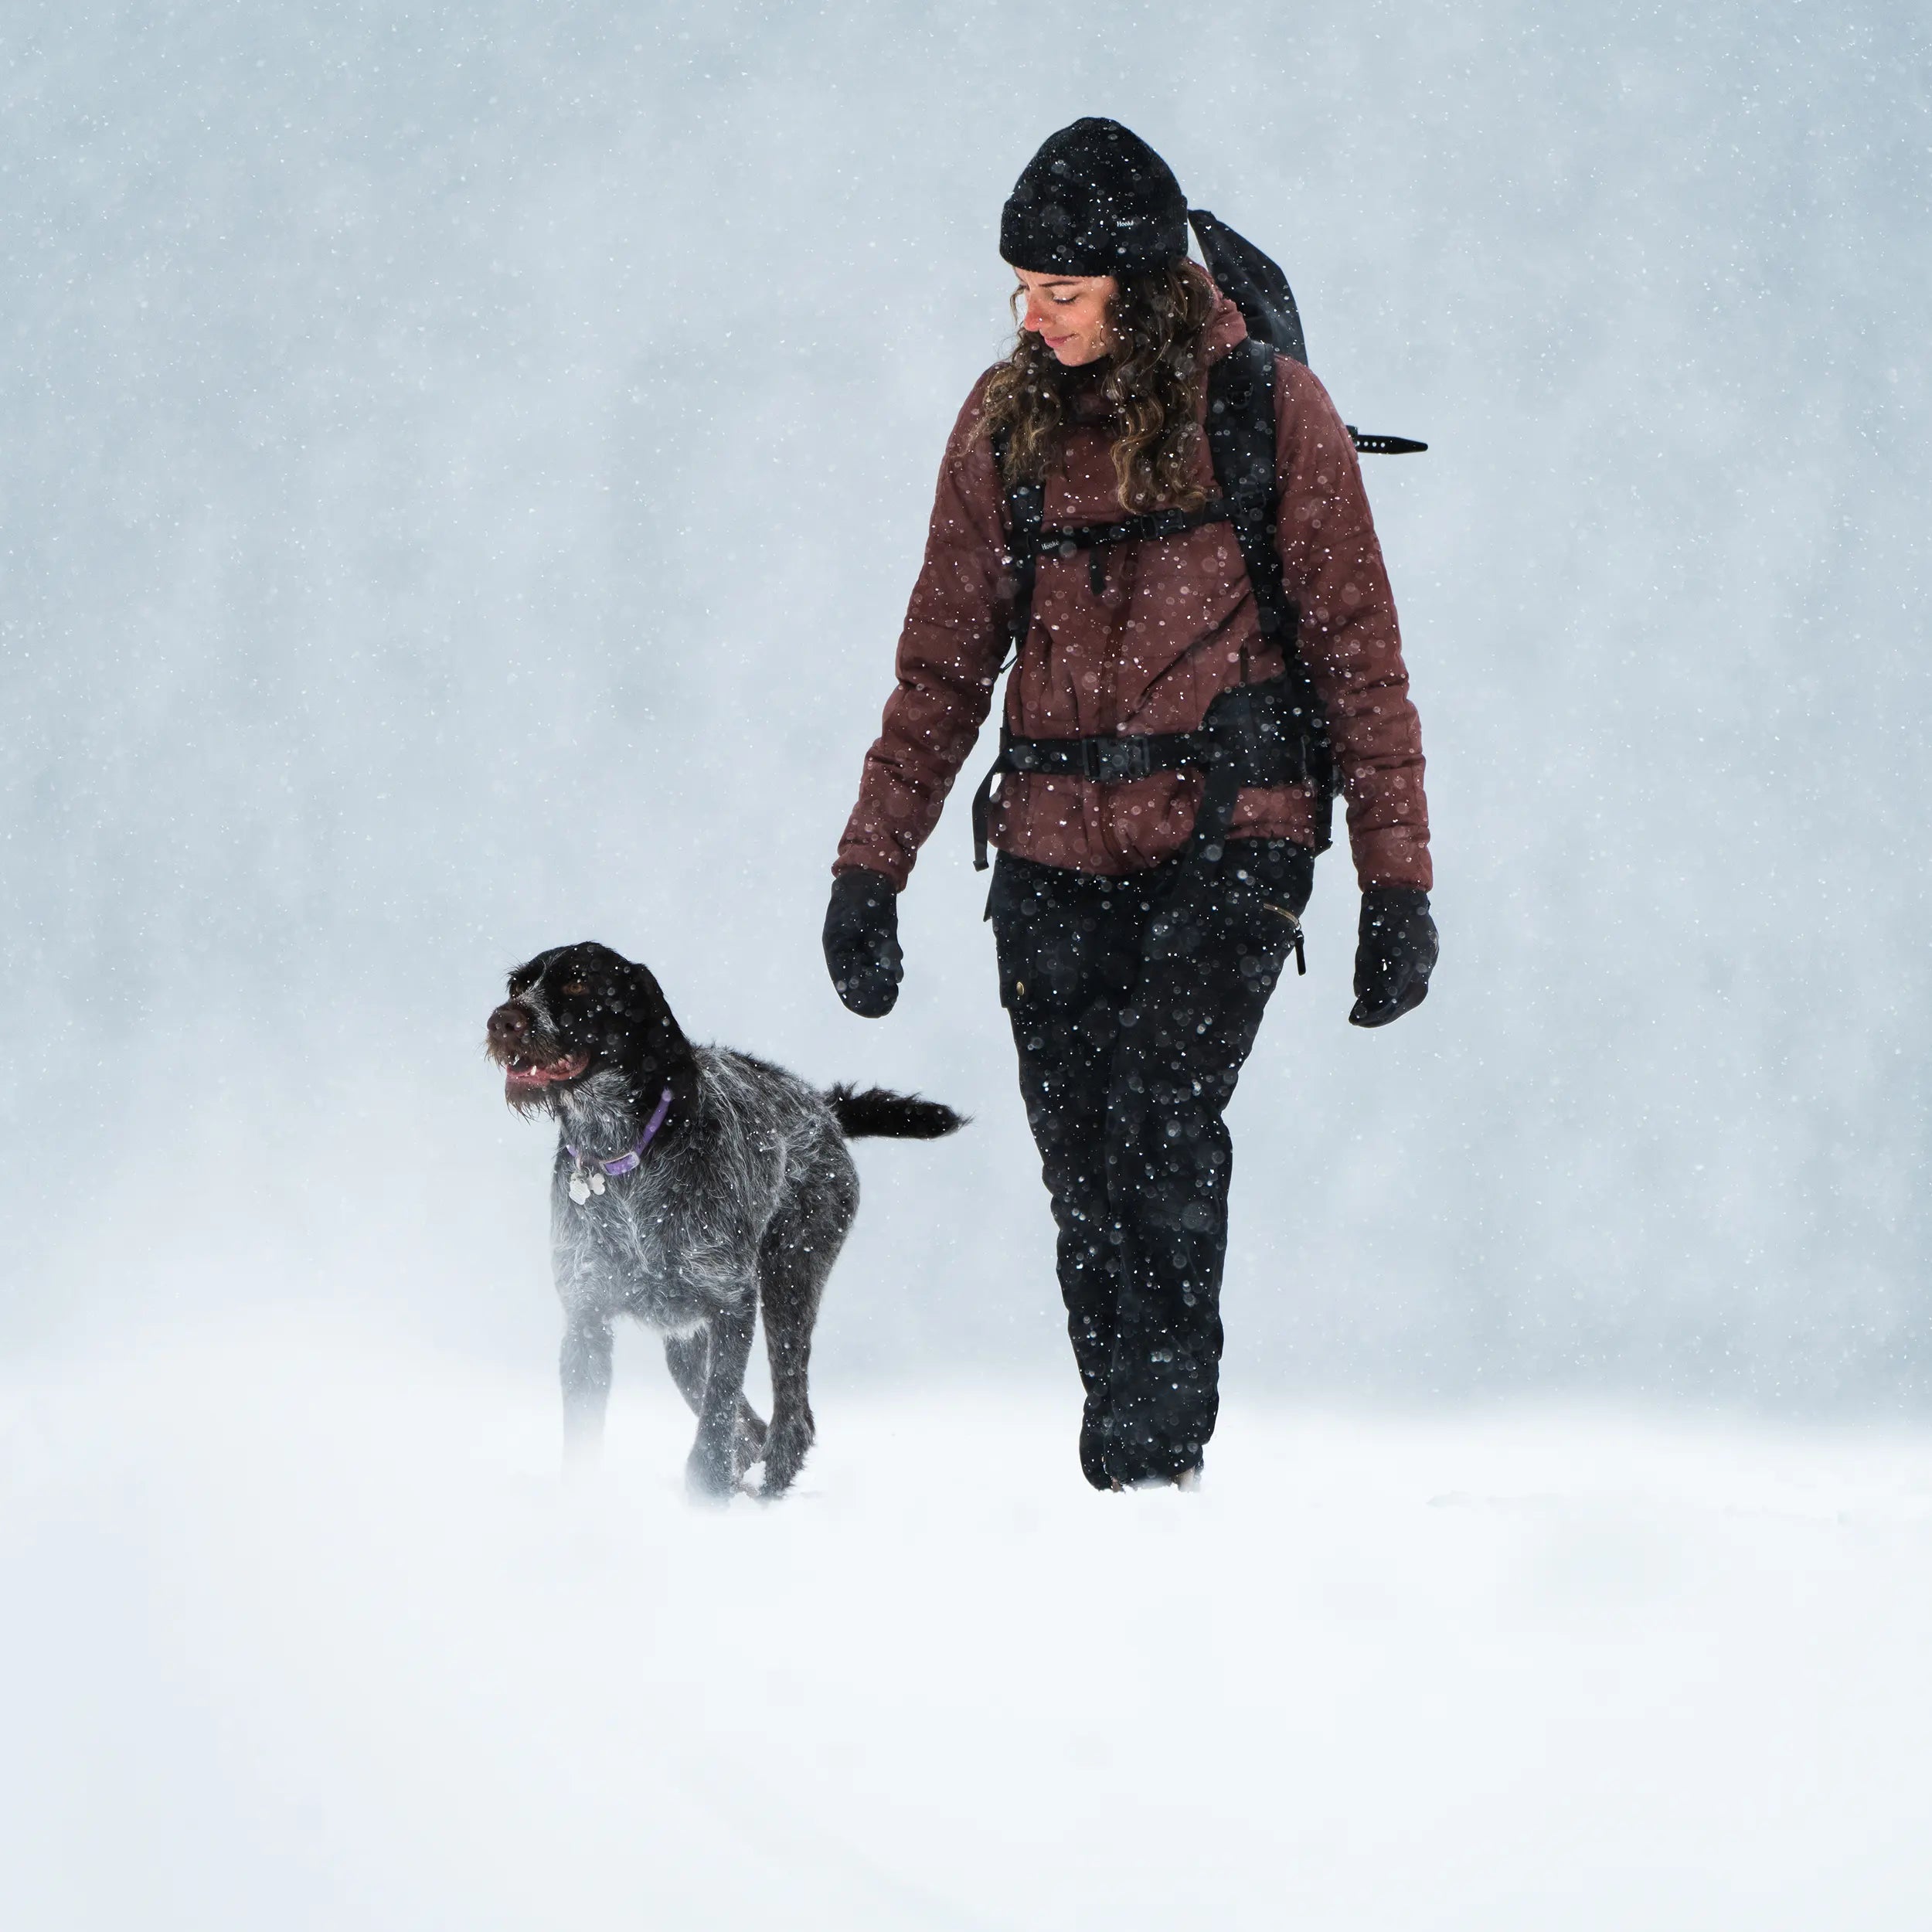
835,277,1430,893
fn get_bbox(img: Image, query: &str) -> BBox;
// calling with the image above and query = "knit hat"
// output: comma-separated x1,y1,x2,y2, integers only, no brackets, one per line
999,118,1189,276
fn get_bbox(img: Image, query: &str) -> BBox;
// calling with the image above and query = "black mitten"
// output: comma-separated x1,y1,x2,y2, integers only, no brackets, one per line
1349,886,1437,1028
823,868,903,1018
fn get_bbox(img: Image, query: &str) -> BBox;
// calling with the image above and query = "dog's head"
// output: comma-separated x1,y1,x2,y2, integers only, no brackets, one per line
485,942,693,1122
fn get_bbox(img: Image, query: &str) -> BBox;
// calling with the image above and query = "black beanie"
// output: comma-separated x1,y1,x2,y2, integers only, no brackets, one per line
1000,118,1189,276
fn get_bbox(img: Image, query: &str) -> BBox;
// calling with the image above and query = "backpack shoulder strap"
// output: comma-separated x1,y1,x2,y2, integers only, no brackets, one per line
1204,340,1337,804
971,427,1041,870
1205,339,1289,649
991,427,1043,673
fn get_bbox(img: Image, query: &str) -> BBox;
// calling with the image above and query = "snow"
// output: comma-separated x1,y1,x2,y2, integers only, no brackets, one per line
9,1315,1930,1930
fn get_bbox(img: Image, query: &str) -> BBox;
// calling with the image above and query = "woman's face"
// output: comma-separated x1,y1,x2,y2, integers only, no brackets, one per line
1013,268,1118,366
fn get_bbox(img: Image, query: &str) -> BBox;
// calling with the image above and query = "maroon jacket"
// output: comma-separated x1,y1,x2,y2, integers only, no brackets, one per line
836,281,1430,893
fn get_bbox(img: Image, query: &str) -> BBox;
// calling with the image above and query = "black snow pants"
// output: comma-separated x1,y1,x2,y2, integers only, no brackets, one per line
987,837,1315,1488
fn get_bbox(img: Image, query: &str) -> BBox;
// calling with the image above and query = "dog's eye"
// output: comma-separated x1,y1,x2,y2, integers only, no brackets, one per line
558,981,589,997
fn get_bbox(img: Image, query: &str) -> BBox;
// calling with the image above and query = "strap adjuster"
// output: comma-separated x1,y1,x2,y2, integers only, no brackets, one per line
1080,736,1154,784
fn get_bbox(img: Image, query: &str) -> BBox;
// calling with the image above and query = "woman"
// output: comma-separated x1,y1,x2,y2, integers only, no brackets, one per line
824,120,1437,1490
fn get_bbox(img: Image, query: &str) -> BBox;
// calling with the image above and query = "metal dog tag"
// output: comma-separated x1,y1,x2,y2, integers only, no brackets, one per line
589,1171,607,1196
568,1173,592,1206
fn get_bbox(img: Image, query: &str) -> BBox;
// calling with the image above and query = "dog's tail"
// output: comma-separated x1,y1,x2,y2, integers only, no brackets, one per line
826,1084,968,1141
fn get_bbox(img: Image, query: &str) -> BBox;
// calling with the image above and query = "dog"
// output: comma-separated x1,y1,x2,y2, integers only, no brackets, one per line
485,941,963,1498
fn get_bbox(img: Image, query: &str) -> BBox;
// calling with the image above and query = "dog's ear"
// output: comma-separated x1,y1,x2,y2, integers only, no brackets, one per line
577,953,692,1088
617,958,693,1081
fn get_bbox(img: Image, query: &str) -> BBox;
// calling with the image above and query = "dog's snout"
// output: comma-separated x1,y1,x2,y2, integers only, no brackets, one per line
488,1002,531,1046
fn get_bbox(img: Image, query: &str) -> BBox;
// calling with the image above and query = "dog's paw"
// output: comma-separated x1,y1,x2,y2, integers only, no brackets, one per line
731,1405,769,1484
683,1444,739,1506
758,1411,816,1499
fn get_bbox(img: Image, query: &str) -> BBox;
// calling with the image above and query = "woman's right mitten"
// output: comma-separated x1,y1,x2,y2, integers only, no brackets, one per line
823,868,903,1018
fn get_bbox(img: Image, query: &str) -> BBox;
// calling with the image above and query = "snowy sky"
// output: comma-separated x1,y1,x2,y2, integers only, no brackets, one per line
4,1,1927,1406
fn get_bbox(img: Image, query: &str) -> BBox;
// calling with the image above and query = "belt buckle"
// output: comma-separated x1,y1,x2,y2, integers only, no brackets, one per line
1081,736,1150,784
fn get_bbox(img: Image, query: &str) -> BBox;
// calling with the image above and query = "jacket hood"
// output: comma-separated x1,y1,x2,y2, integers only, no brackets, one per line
1191,261,1250,366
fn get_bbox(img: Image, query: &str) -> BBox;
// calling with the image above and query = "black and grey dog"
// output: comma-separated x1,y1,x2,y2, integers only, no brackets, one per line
486,941,963,1498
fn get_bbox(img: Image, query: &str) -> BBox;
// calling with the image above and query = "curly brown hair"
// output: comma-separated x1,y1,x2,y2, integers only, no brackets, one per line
978,262,1219,513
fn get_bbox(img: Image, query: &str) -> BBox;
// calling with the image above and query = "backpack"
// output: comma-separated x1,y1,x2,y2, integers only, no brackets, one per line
969,215,1424,873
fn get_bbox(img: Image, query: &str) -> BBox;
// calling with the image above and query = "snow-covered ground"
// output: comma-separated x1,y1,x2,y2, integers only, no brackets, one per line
5,1315,1930,1930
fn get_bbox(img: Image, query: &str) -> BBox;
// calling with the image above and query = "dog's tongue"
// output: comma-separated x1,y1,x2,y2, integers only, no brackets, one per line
507,1052,590,1086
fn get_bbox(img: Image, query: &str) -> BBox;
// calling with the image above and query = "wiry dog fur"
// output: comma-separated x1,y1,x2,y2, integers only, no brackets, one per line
486,941,963,1498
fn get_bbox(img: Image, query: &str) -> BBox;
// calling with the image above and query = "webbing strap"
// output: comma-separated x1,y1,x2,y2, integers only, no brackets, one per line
1039,501,1232,597
970,725,1011,872
1036,502,1230,556
971,679,1308,872
992,429,1042,674
1204,340,1284,637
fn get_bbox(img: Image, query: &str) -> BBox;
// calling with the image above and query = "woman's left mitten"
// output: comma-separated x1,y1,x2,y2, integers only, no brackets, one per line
823,868,903,1018
1349,886,1437,1028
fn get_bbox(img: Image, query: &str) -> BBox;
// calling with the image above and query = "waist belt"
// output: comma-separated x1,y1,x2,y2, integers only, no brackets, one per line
970,675,1318,871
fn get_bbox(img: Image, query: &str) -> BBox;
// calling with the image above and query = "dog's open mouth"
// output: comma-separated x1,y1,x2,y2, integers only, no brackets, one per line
502,1051,591,1090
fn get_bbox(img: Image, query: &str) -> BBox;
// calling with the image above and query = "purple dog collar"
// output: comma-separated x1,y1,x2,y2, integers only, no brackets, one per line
567,1083,674,1178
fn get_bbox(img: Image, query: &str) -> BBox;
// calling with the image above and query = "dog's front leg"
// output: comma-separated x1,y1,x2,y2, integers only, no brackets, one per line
664,1332,770,1469
560,1308,614,1461
685,1294,755,1502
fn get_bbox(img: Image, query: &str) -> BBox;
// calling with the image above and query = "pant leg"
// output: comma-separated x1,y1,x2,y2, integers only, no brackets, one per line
988,855,1145,1483
1101,839,1314,1482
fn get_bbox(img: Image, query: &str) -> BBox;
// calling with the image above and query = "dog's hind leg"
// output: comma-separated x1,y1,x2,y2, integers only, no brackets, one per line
759,1288,816,1498
663,1331,767,1468
685,1297,756,1502
560,1309,614,1461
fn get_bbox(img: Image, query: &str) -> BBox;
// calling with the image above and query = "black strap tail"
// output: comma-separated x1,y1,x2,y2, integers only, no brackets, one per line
1347,427,1428,456
971,723,1012,872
